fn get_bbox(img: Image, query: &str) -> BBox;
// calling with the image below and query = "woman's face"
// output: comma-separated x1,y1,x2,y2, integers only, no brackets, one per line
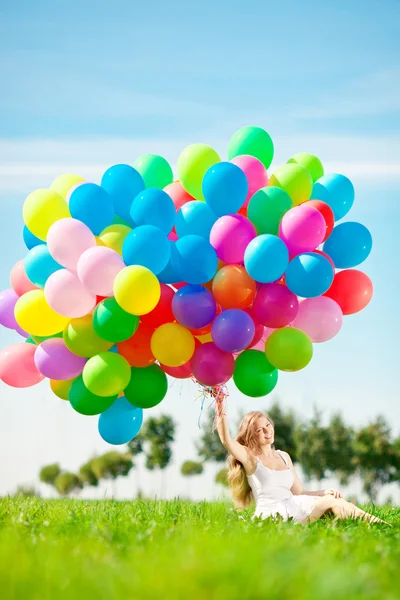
254,416,274,446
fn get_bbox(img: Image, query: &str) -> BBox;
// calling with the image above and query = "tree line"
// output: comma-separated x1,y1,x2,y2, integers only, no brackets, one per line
38,402,400,503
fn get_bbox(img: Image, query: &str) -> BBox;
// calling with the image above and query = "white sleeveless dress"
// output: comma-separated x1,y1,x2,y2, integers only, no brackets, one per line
246,450,319,523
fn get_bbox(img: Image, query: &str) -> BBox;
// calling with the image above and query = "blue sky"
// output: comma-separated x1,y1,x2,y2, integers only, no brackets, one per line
0,0,399,501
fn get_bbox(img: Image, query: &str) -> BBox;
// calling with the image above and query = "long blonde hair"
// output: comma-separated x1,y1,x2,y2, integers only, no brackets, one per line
227,411,275,509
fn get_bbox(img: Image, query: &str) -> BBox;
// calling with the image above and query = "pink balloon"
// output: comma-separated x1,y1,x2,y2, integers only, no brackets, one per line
210,214,256,264
253,283,299,328
164,181,194,212
10,260,38,296
279,204,325,256
0,343,45,388
161,361,193,379
35,338,86,380
168,230,179,241
45,270,96,318
191,342,234,386
47,218,96,270
250,327,276,351
231,155,269,207
77,246,125,297
291,297,343,342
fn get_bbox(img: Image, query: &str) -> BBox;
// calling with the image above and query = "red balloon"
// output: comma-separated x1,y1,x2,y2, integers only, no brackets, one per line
117,323,155,367
314,249,335,270
164,181,194,212
141,284,175,329
324,270,373,315
306,200,335,241
244,307,264,348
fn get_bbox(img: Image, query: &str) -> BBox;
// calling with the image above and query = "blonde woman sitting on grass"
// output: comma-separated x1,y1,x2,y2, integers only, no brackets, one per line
216,407,388,525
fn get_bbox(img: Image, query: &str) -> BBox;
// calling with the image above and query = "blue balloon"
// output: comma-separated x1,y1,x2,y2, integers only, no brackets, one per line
323,222,372,268
109,345,119,353
69,183,114,235
98,396,143,445
101,164,145,225
172,235,218,284
175,201,217,239
172,285,216,329
158,241,181,284
211,309,255,353
23,226,43,250
285,252,334,298
202,162,248,216
244,234,289,283
122,225,170,275
130,188,175,234
312,174,354,221
24,245,63,288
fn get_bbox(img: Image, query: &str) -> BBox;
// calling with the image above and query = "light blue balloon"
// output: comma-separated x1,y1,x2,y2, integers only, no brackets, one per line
158,241,181,284
122,225,170,275
24,245,63,288
285,252,334,298
323,222,372,268
312,174,354,221
202,162,248,216
69,183,114,235
172,235,218,284
98,396,143,445
101,164,145,225
23,226,43,250
109,345,119,353
130,188,175,234
244,235,289,283
175,201,217,239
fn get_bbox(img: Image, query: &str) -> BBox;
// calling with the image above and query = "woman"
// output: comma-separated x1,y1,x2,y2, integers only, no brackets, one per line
217,408,388,525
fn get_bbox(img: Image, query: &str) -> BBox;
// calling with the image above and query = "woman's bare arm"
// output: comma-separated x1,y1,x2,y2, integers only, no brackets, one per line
281,451,341,497
216,411,255,474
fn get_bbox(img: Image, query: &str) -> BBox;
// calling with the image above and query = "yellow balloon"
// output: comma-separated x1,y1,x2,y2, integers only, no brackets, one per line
114,266,160,315
50,174,85,199
99,224,131,255
23,189,71,241
15,290,69,336
95,236,107,247
196,332,213,344
50,377,76,400
268,164,313,206
151,323,195,367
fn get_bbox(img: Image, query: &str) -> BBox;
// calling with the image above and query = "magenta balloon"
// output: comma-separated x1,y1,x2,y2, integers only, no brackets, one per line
34,338,86,380
0,343,45,388
0,288,19,329
210,214,256,264
291,297,343,342
253,283,299,328
45,270,96,318
191,342,234,386
77,246,125,296
231,155,269,207
279,204,325,256
47,218,96,270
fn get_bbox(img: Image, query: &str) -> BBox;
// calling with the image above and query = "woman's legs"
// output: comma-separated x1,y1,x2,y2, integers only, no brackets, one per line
302,496,389,525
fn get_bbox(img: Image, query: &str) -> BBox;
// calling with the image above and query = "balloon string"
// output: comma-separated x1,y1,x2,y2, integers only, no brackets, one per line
193,379,229,431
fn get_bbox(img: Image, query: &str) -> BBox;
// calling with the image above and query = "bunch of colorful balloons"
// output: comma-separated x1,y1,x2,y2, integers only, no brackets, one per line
0,126,373,444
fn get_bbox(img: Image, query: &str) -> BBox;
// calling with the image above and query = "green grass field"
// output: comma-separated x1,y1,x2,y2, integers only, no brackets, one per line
0,498,399,600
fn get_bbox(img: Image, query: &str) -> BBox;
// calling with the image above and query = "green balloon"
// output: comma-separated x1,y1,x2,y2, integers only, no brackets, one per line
268,164,313,206
25,336,37,345
287,152,324,183
228,126,274,169
82,352,131,397
265,328,313,372
32,331,63,344
248,186,293,235
112,214,131,227
133,154,173,189
64,315,113,358
177,144,221,200
124,364,168,409
93,298,139,343
234,350,278,397
69,375,117,415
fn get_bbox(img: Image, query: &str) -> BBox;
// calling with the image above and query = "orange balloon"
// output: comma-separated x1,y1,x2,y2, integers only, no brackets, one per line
202,260,224,292
212,265,256,309
117,323,155,367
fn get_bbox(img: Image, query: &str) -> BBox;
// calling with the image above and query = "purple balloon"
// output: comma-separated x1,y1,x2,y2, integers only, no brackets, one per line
34,338,86,380
211,309,255,353
252,283,299,328
0,288,19,330
172,284,216,329
191,342,234,386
